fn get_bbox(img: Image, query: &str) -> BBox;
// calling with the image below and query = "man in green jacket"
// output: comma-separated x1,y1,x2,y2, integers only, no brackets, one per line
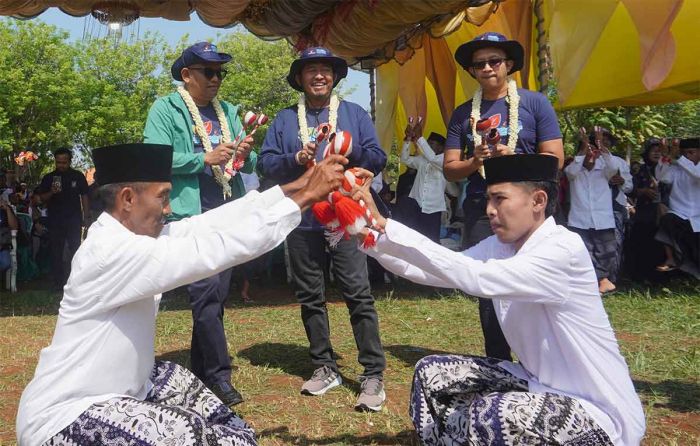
144,42,255,407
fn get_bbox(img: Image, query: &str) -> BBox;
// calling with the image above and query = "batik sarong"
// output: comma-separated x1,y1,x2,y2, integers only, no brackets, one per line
410,354,612,445
45,360,257,446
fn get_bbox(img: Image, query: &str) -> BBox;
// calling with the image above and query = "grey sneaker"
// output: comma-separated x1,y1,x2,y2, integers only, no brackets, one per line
301,365,342,396
355,376,386,412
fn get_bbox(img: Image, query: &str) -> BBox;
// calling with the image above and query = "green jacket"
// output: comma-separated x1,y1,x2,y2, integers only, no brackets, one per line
143,92,258,220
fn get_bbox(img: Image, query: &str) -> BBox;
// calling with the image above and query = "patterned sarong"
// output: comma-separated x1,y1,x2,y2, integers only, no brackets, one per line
45,361,257,445
410,354,613,445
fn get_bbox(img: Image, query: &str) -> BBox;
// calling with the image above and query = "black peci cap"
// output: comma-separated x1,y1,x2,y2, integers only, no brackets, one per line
484,154,559,185
93,144,173,185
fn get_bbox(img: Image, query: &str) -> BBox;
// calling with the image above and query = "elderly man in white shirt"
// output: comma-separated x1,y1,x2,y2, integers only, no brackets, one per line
565,127,619,294
345,154,644,445
16,143,347,446
654,137,700,278
400,122,450,243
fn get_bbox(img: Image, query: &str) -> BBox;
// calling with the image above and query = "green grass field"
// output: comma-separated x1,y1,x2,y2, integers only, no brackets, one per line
0,278,698,445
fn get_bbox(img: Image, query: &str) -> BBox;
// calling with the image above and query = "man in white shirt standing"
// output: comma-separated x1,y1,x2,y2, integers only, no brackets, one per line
655,137,699,278
400,121,449,242
565,127,619,294
16,143,347,446
348,154,644,445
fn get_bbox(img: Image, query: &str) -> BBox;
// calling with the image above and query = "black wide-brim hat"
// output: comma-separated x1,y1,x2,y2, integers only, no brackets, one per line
484,154,559,185
454,32,524,77
171,41,232,82
93,144,173,185
287,47,348,92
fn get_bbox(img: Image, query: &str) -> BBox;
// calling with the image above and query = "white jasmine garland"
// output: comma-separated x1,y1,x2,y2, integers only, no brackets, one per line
470,77,520,177
297,94,339,148
178,85,233,198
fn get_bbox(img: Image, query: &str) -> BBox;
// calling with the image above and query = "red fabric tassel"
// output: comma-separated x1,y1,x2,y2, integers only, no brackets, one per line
312,201,338,227
333,194,367,235
361,231,377,249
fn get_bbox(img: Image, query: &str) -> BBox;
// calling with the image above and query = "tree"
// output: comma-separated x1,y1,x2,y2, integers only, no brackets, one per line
0,19,79,179
558,106,667,160
70,33,172,164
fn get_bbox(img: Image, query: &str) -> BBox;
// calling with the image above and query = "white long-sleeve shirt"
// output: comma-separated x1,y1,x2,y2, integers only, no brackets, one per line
400,137,448,214
17,186,301,445
362,217,645,446
565,152,618,230
612,155,633,207
656,155,700,232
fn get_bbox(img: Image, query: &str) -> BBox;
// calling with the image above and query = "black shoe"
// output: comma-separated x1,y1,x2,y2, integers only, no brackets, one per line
210,382,244,407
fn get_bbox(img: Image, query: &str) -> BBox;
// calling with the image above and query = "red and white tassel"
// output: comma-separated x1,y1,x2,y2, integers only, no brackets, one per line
361,231,377,249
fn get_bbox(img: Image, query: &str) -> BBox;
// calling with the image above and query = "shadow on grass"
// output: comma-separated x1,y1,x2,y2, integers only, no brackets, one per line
156,349,191,367
237,343,316,379
258,425,418,445
236,343,368,394
385,344,452,368
0,288,62,317
634,379,700,412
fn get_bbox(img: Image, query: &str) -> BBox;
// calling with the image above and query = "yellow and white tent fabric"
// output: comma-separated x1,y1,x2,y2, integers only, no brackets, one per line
376,0,700,155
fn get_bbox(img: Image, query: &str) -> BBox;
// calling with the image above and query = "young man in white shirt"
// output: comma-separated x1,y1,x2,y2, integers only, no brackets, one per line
565,127,619,294
655,137,700,278
400,121,450,243
16,143,348,446
349,154,644,445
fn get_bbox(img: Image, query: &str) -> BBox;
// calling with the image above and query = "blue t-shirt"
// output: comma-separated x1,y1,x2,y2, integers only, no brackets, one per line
192,104,229,211
258,101,387,231
445,88,561,196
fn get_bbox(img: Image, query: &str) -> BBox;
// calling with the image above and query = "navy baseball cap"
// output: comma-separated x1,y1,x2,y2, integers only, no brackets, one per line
287,47,348,92
454,32,524,76
171,42,232,81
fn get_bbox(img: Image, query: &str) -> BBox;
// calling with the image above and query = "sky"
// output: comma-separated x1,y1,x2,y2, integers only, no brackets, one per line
31,8,371,109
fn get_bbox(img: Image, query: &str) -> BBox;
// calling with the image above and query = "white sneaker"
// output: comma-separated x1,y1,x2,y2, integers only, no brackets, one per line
300,365,342,396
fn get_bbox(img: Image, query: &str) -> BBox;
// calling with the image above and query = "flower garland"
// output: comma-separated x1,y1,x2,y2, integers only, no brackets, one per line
470,77,520,176
177,85,234,198
298,94,339,147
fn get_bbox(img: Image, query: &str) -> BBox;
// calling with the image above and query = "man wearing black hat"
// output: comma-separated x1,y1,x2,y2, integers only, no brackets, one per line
17,143,349,445
444,32,564,363
258,47,388,411
144,42,256,406
349,154,644,445
400,122,451,243
654,136,700,278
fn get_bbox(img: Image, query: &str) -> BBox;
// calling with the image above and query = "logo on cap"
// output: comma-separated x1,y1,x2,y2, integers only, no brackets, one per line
204,44,217,52
305,47,329,57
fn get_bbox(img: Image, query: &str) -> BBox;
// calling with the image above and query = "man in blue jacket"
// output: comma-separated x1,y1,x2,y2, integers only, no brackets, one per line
258,47,388,412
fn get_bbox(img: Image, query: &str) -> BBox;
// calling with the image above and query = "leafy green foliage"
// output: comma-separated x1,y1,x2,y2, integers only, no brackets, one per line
558,106,669,159
0,21,315,180
217,33,299,120
69,34,172,157
0,20,78,177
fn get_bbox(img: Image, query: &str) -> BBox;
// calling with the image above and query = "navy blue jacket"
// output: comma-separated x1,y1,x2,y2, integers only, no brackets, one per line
258,100,387,231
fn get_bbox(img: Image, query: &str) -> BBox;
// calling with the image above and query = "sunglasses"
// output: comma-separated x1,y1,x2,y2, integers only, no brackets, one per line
471,58,508,70
188,67,228,80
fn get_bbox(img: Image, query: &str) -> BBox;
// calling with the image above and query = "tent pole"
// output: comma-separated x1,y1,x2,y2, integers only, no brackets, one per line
534,0,549,94
369,67,376,123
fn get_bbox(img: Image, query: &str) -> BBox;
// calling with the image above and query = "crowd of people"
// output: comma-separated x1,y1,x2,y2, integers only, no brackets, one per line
0,149,91,288
10,32,698,446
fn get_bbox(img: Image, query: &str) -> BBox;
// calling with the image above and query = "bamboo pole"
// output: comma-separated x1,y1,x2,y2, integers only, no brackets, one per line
534,0,549,94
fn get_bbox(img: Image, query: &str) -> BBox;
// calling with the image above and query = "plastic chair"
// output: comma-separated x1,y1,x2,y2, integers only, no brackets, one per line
5,229,17,292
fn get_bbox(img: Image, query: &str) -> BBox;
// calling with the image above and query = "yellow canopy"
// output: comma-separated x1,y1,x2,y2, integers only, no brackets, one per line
376,0,700,155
